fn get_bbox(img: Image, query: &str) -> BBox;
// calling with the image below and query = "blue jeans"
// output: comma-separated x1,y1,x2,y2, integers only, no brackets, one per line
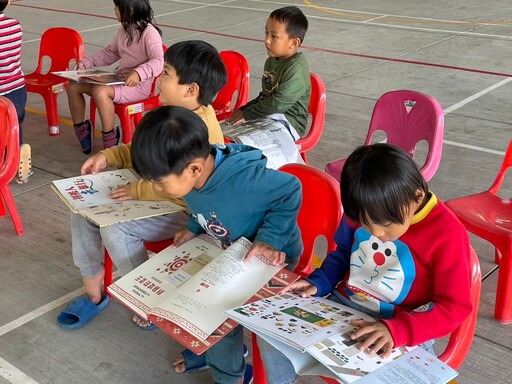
258,290,435,384
71,211,189,277
2,86,27,146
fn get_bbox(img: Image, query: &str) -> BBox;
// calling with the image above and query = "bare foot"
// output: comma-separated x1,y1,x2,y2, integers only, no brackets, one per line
82,267,105,304
173,354,186,373
132,315,154,329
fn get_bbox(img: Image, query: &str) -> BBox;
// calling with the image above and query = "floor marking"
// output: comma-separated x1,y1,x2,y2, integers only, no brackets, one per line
0,357,39,384
442,140,506,156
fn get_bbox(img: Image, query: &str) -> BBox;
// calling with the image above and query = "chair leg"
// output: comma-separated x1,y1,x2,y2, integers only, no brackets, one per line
44,91,62,136
252,333,268,384
118,109,135,144
103,249,114,297
0,185,23,235
494,244,512,323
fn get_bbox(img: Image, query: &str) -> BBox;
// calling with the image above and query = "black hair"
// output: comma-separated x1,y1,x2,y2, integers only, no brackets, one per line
113,0,162,45
0,0,8,12
164,40,227,106
131,106,211,180
269,6,308,45
340,143,429,226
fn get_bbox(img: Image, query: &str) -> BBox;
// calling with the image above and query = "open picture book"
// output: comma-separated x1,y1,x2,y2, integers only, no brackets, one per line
107,234,299,354
51,169,185,227
221,115,304,170
225,294,458,384
52,69,125,85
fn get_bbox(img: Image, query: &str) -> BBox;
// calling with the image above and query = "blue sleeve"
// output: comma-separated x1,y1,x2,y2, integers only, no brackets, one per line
186,216,205,235
306,215,355,297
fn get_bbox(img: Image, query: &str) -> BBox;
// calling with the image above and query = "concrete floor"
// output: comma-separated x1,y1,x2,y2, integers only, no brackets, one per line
0,0,511,383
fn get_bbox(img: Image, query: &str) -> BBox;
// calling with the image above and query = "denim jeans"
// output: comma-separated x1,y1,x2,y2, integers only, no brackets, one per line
71,211,189,277
2,86,27,145
258,290,436,384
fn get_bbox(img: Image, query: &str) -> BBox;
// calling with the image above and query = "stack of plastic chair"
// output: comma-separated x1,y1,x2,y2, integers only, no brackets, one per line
25,27,84,136
90,45,168,144
213,50,250,122
445,139,512,324
0,96,23,235
325,90,444,182
295,72,326,164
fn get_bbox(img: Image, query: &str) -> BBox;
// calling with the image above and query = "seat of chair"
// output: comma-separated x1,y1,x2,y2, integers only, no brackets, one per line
446,192,512,238
25,73,67,87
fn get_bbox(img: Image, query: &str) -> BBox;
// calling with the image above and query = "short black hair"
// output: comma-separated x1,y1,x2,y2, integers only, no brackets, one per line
340,143,429,226
131,106,211,180
164,40,227,106
0,0,9,13
269,6,308,44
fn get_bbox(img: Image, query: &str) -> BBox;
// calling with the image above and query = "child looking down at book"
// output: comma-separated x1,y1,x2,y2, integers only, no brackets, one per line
57,40,227,330
257,143,473,383
66,0,163,154
131,105,304,384
225,6,311,139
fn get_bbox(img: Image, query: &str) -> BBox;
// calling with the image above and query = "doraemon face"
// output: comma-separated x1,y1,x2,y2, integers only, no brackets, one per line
347,229,415,306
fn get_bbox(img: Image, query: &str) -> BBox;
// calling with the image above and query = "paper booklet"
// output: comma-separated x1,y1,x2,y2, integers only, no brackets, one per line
107,234,300,354
221,116,305,170
52,69,125,85
225,294,458,384
51,169,185,227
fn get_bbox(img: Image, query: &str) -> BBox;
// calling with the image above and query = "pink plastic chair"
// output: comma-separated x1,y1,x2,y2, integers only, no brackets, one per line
445,139,512,323
0,97,23,235
325,90,444,182
213,50,250,122
296,72,326,163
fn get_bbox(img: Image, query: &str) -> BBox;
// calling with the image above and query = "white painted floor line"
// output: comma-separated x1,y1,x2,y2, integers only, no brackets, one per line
0,357,39,384
442,140,506,156
0,287,84,337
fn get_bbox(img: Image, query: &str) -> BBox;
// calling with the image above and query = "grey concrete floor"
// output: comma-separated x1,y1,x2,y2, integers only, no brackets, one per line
0,0,511,383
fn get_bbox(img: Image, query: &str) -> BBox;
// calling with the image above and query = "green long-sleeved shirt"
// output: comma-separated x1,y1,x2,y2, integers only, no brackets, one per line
241,52,311,137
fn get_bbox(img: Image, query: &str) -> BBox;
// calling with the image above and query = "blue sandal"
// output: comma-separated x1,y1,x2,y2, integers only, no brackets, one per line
57,294,109,330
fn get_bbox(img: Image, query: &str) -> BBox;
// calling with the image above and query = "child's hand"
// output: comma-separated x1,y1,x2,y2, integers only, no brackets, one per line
108,184,133,201
124,70,141,86
225,109,245,125
283,279,318,297
350,320,395,359
81,153,108,175
244,242,286,267
172,228,196,247
75,60,85,70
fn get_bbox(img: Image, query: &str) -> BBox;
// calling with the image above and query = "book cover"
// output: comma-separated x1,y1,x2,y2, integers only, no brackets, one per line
226,294,457,383
51,169,185,227
108,235,300,354
52,69,125,85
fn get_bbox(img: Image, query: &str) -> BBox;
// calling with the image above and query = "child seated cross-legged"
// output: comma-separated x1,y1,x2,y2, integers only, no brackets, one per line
66,0,163,154
225,5,311,139
56,40,227,330
257,143,473,384
131,106,304,384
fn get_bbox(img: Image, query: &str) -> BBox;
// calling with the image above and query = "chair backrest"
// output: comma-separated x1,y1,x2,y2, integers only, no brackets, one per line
489,139,512,195
364,90,444,181
213,50,250,120
34,27,84,73
279,163,342,277
148,44,168,97
295,72,327,162
0,97,20,184
438,246,481,370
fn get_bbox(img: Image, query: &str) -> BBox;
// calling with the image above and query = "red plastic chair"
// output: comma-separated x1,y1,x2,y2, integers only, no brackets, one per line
0,97,23,235
89,45,167,145
252,163,342,384
295,72,326,164
213,50,250,122
25,27,84,136
325,90,444,182
445,139,512,324
103,238,174,294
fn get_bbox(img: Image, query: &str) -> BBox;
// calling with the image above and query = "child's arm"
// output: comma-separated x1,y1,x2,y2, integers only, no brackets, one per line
349,320,395,359
244,241,286,267
81,29,122,69
283,278,319,297
131,27,164,84
241,62,309,121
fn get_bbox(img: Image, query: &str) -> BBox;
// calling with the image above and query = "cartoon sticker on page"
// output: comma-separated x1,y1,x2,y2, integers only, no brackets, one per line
345,229,415,317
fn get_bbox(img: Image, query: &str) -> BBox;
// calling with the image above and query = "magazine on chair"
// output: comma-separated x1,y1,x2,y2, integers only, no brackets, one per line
225,294,458,383
108,234,300,354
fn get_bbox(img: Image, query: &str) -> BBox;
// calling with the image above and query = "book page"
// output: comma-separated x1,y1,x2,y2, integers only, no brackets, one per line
52,169,138,210
52,68,121,84
150,237,284,340
107,235,223,320
226,293,375,351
